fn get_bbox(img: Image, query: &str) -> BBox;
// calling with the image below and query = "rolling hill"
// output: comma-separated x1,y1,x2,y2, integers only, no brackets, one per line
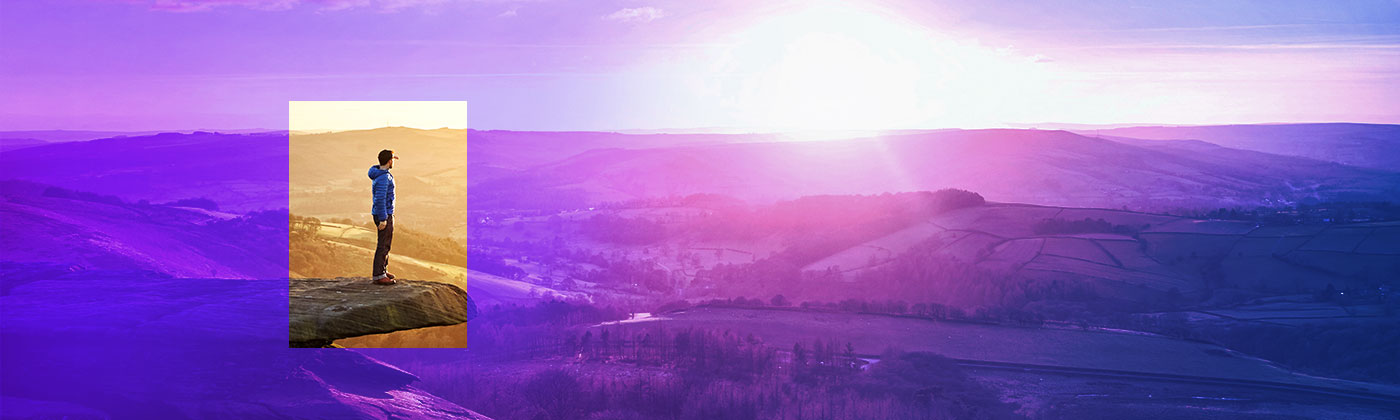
467,129,779,182
0,181,286,280
1087,123,1400,171
473,129,1400,210
0,129,163,143
0,266,491,418
293,128,777,230
810,203,1400,298
12,127,1396,215
308,221,585,308
3,131,289,212
485,196,1399,308
0,177,566,309
0,137,48,153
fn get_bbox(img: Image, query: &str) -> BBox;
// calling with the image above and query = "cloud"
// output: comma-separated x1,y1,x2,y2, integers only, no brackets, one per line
139,0,450,12
148,0,294,12
603,6,664,23
497,6,517,17
374,0,451,12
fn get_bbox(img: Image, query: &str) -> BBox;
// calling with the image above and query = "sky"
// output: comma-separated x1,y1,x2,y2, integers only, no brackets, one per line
1,0,1398,131
289,101,468,131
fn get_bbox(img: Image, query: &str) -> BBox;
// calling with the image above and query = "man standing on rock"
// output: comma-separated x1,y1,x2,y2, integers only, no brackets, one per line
369,149,398,285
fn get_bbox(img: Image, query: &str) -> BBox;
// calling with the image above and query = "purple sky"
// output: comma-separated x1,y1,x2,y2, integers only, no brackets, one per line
2,0,1398,131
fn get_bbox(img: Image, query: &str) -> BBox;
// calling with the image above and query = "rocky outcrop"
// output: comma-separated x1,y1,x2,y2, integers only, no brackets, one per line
290,277,478,347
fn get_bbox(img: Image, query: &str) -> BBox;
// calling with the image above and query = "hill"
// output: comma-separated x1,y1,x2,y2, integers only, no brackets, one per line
288,128,776,232
472,129,1400,210
0,181,286,279
12,127,1396,215
289,127,470,233
0,137,48,152
0,267,492,419
0,129,164,143
1087,123,1400,171
296,218,585,309
467,129,779,181
610,305,1400,398
3,131,288,211
472,193,1398,310
821,203,1400,301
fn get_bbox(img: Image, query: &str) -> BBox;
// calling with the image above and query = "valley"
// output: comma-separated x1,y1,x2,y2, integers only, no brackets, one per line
5,124,1399,419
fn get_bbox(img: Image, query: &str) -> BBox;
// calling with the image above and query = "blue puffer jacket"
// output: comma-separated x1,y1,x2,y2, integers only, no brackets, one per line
368,165,395,218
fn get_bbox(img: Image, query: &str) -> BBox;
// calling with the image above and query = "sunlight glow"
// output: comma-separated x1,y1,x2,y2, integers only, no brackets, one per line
708,2,1056,132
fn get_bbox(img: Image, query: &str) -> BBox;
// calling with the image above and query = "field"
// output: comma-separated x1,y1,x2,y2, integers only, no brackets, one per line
1173,296,1393,326
974,369,1399,419
386,352,1400,420
1,183,285,279
787,204,1400,297
462,200,1400,310
803,222,945,272
313,222,586,308
603,306,1400,398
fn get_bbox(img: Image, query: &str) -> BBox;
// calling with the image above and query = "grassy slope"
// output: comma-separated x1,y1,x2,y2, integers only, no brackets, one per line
608,306,1400,396
2,189,284,279
799,203,1398,296
311,223,583,308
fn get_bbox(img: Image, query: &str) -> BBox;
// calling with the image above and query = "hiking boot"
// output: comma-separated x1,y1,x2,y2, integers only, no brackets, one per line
373,276,396,285
385,272,396,280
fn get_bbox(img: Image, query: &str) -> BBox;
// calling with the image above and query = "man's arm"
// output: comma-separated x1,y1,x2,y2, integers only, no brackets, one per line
385,174,395,216
372,177,389,228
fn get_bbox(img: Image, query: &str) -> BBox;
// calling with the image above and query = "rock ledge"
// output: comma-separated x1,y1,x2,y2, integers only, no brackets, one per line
290,277,477,347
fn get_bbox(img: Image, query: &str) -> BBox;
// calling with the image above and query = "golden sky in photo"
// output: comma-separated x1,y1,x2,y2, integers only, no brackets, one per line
289,101,468,132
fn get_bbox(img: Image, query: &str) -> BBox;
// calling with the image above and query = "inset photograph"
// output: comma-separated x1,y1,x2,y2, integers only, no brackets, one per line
287,101,472,348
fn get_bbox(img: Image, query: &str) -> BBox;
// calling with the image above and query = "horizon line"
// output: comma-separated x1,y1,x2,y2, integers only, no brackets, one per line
3,121,1398,136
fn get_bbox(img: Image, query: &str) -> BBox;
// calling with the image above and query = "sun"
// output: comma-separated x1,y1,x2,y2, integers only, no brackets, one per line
707,2,1052,132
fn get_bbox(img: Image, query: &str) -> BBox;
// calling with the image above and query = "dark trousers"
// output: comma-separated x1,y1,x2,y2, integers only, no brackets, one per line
372,214,393,278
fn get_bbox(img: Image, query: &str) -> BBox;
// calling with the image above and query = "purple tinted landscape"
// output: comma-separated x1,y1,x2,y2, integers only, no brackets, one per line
4,1,1400,419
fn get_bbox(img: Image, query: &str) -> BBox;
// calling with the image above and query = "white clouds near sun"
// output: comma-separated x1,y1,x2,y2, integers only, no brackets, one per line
604,6,666,23
687,2,1059,130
